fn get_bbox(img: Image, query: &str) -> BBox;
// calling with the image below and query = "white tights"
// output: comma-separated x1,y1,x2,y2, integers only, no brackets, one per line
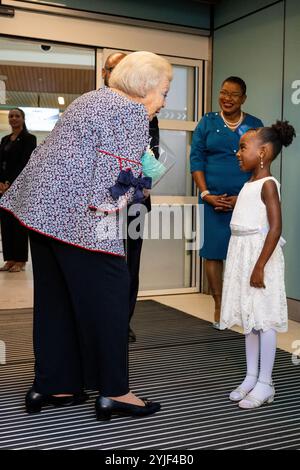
237,328,277,399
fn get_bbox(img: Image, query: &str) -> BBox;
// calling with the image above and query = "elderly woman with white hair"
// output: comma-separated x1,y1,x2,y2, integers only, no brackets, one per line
0,51,172,420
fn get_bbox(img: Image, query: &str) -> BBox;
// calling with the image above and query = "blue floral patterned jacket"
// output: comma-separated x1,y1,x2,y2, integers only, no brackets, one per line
0,87,149,256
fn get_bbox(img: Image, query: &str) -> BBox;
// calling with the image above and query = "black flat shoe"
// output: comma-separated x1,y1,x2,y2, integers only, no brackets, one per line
95,396,161,421
25,387,89,414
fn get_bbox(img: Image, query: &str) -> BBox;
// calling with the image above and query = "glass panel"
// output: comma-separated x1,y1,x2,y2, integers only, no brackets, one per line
139,205,194,290
157,65,195,121
0,37,95,144
139,239,192,289
152,130,192,197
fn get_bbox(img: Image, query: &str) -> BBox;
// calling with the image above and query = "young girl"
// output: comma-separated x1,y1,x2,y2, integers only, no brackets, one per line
220,120,295,409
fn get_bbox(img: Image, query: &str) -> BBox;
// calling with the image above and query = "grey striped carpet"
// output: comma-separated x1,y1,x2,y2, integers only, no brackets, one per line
0,300,300,450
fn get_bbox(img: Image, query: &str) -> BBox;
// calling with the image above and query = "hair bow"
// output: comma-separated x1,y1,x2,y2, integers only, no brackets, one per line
109,169,152,203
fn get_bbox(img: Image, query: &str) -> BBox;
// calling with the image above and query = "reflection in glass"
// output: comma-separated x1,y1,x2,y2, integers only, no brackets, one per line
0,37,95,143
139,237,192,290
157,65,194,121
152,130,192,197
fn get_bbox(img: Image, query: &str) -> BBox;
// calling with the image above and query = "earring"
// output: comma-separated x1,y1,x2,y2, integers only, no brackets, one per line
260,156,264,169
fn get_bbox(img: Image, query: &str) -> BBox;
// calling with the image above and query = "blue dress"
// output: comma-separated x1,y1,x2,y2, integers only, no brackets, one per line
190,112,263,260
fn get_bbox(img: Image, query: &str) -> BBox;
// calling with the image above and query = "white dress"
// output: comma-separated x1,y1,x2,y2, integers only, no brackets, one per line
220,176,288,334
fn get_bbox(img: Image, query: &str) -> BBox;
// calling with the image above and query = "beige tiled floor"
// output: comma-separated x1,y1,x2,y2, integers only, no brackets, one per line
0,262,33,309
0,260,300,354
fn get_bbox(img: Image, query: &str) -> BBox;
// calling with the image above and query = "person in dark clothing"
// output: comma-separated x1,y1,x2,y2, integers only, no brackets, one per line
126,115,159,342
102,53,160,342
0,108,36,272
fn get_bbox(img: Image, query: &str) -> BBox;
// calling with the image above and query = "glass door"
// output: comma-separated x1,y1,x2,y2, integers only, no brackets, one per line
0,37,96,142
100,50,204,295
0,36,97,268
139,57,203,294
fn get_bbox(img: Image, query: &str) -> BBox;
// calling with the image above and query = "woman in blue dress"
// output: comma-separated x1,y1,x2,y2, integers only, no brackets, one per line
190,77,263,329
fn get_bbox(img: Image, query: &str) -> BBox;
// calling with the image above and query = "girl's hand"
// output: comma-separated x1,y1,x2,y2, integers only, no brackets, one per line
250,265,265,288
249,179,281,289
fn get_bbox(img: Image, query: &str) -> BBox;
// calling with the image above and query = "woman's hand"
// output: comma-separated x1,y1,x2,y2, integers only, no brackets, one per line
204,193,235,211
204,193,229,208
143,189,151,199
223,195,237,207
0,182,9,194
0,182,10,194
250,265,265,288
214,195,237,212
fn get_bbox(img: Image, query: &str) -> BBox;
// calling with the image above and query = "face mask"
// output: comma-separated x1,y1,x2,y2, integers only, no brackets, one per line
141,148,166,182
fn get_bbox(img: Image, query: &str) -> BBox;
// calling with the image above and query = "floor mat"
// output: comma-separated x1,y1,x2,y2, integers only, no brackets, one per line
0,300,299,450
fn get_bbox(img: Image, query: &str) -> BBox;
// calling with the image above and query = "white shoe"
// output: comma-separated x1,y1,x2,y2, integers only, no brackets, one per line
212,322,222,330
238,379,275,409
229,373,258,402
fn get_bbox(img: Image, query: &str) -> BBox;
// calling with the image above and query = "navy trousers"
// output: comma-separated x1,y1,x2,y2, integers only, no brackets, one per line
1,209,28,262
126,202,149,321
29,231,130,396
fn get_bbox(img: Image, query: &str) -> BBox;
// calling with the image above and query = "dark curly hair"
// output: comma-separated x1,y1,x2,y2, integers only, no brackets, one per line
257,120,296,159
